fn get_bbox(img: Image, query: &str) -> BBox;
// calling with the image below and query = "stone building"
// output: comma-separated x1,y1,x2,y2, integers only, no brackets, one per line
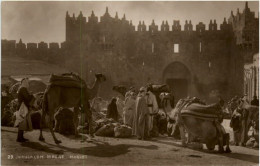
2,2,258,102
62,7,245,102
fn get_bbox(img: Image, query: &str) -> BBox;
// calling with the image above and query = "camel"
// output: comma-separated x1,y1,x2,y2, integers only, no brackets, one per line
149,84,174,109
39,73,106,144
112,85,127,97
164,96,231,153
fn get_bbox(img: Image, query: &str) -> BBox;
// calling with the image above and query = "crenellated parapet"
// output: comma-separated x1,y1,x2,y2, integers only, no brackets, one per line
1,40,63,57
49,42,60,50
184,20,193,31
16,39,26,50
196,22,205,33
27,43,37,50
88,11,98,23
220,18,231,31
172,20,181,31
209,20,217,31
38,41,48,50
149,20,158,33
65,6,236,42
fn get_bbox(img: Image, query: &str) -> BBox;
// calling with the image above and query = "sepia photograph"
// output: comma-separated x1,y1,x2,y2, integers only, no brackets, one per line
1,1,259,165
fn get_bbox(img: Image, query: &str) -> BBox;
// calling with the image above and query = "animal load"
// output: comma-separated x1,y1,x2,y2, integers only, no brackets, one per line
181,103,223,121
48,73,86,88
151,84,171,108
114,125,132,138
94,118,117,132
95,123,119,137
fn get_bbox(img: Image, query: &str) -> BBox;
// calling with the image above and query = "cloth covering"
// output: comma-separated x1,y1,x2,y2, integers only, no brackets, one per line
123,96,136,127
14,102,33,131
133,93,149,139
49,73,86,88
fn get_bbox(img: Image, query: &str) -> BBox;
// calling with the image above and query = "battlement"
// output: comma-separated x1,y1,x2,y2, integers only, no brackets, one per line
65,7,232,34
1,39,62,51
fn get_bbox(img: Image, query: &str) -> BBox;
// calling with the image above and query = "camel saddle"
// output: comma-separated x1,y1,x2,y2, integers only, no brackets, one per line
48,73,86,89
181,103,222,120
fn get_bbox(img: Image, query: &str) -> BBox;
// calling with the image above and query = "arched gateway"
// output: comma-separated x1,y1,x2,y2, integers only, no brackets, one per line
163,62,191,103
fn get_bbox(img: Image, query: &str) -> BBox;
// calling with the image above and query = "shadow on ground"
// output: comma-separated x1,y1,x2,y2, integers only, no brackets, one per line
21,138,158,158
51,140,158,157
155,139,259,164
20,142,64,154
1,129,17,134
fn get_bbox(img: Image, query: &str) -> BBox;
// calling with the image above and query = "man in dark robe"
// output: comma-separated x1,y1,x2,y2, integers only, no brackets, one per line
106,98,119,121
251,96,259,106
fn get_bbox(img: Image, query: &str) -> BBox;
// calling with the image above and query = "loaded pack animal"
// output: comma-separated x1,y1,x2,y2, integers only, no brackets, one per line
148,84,174,109
165,96,231,153
39,73,106,144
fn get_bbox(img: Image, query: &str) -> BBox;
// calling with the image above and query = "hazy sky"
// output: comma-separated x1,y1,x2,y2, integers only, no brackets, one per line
1,1,259,43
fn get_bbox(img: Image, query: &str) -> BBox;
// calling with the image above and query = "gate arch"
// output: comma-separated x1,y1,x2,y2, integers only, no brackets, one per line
163,61,191,103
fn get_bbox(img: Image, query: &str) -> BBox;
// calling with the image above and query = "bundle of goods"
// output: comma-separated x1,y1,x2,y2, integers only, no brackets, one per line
114,125,132,138
95,123,120,137
94,118,117,132
1,99,19,127
48,73,85,88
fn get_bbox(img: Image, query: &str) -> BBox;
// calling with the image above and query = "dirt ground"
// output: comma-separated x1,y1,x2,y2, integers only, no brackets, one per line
1,125,259,166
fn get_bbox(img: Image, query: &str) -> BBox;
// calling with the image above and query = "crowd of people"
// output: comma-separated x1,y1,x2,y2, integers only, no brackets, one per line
106,85,159,140
5,76,259,148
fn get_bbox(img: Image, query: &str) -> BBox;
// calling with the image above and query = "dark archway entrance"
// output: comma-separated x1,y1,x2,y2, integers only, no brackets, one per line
163,62,191,104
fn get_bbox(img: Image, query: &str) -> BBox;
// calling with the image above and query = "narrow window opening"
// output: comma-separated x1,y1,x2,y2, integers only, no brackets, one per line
152,43,154,53
174,44,179,53
199,42,202,52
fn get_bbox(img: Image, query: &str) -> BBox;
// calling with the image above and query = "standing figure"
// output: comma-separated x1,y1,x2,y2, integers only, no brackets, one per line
251,96,259,106
146,85,159,137
125,86,135,99
133,87,149,140
123,92,136,127
14,78,35,142
116,96,124,119
106,97,119,121
230,108,242,146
